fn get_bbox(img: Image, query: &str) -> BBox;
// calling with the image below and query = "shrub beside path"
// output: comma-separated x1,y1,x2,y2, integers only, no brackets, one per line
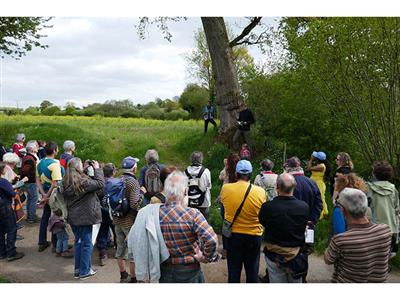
2,211,400,283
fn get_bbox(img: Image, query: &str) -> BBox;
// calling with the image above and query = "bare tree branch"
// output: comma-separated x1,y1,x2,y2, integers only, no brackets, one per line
229,17,262,47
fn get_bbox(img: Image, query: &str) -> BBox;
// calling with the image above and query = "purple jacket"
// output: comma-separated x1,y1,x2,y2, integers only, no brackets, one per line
48,214,66,234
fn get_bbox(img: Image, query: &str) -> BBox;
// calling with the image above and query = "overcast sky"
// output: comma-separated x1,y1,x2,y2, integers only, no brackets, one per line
0,17,278,109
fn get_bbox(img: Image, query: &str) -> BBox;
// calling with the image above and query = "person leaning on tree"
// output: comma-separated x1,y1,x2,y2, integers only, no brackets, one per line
232,103,255,150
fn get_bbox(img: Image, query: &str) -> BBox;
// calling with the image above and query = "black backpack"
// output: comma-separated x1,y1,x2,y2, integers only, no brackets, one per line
185,166,206,208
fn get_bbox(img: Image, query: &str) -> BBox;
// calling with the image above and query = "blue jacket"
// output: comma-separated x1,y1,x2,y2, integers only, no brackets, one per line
292,174,323,225
203,105,216,120
0,178,16,205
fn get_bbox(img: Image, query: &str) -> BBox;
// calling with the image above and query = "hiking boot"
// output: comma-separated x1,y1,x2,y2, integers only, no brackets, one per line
7,252,24,262
130,277,137,283
120,271,130,283
38,241,50,252
61,250,73,258
80,269,97,280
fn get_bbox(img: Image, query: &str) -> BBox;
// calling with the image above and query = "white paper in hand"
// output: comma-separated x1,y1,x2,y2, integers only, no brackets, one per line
305,228,314,244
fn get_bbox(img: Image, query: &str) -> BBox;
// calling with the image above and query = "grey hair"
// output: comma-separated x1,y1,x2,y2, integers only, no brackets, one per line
277,173,297,194
16,133,25,142
68,157,83,172
63,140,75,151
338,188,368,218
164,171,188,203
191,151,203,166
26,140,39,153
3,152,20,165
145,149,159,164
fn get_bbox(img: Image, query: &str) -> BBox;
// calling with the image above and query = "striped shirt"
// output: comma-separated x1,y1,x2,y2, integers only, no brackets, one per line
324,222,391,283
159,201,219,265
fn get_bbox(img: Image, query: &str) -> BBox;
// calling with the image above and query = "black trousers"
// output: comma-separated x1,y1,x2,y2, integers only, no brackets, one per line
226,233,262,283
204,119,217,133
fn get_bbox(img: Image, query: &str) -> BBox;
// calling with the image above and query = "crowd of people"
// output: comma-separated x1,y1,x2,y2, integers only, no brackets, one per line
0,132,398,284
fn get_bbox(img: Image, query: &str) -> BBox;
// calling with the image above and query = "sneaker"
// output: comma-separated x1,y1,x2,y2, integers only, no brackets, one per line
130,277,137,283
16,234,24,241
99,255,107,266
7,252,24,262
61,250,73,258
16,223,24,230
80,269,97,280
38,241,50,252
120,271,130,283
74,271,80,279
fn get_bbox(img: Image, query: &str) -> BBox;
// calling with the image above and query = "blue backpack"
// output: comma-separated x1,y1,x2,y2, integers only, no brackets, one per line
106,177,129,218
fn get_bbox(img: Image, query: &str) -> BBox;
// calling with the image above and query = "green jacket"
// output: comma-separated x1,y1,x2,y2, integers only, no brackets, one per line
367,181,399,234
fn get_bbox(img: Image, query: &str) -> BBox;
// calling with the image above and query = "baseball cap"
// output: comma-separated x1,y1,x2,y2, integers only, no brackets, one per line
312,151,326,161
236,159,253,174
121,156,140,169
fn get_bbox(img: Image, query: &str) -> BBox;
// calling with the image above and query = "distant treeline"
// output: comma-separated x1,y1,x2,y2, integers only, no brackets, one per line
1,84,213,121
1,98,191,120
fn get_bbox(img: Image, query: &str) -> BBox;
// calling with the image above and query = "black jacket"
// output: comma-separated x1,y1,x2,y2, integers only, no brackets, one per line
237,109,255,131
63,168,104,226
259,195,309,247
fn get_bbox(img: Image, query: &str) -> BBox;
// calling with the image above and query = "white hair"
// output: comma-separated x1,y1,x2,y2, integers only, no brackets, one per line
164,171,188,204
145,149,159,164
26,140,38,153
3,152,20,165
16,133,25,142
338,188,368,218
63,140,75,151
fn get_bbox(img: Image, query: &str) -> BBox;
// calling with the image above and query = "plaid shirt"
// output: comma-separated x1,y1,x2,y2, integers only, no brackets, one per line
159,201,219,265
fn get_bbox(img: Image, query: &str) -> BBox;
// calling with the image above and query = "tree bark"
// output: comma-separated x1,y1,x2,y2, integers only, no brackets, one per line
201,17,244,136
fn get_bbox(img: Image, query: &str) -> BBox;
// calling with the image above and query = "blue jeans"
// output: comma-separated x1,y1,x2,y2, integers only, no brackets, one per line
71,225,93,277
226,233,261,283
38,203,57,246
0,204,17,258
96,208,112,253
159,266,205,283
25,183,38,221
56,230,69,253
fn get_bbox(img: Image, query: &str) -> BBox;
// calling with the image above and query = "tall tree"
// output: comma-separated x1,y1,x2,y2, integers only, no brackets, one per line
185,27,254,103
281,17,400,176
0,17,51,58
137,17,270,138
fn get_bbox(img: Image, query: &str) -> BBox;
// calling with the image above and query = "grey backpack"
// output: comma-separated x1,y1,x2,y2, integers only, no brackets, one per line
144,164,162,196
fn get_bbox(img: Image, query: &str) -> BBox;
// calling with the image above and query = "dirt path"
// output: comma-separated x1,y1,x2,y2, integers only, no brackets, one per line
2,211,400,283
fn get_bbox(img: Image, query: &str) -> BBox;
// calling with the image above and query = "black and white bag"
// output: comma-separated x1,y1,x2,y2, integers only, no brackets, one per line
185,166,206,208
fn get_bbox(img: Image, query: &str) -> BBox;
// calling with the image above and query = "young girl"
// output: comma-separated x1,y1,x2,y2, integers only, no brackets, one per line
48,209,73,258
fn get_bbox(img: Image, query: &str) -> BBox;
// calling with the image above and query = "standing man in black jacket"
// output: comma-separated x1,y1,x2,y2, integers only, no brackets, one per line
233,104,255,150
258,173,309,283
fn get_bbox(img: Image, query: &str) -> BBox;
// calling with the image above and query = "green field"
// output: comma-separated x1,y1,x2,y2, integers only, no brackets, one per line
0,115,336,255
0,115,229,231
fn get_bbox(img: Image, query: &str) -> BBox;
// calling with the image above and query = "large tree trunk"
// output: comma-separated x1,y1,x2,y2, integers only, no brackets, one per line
201,17,244,138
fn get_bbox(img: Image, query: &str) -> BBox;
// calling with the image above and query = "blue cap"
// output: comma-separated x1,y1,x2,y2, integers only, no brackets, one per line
121,156,140,169
312,151,326,161
236,159,253,174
